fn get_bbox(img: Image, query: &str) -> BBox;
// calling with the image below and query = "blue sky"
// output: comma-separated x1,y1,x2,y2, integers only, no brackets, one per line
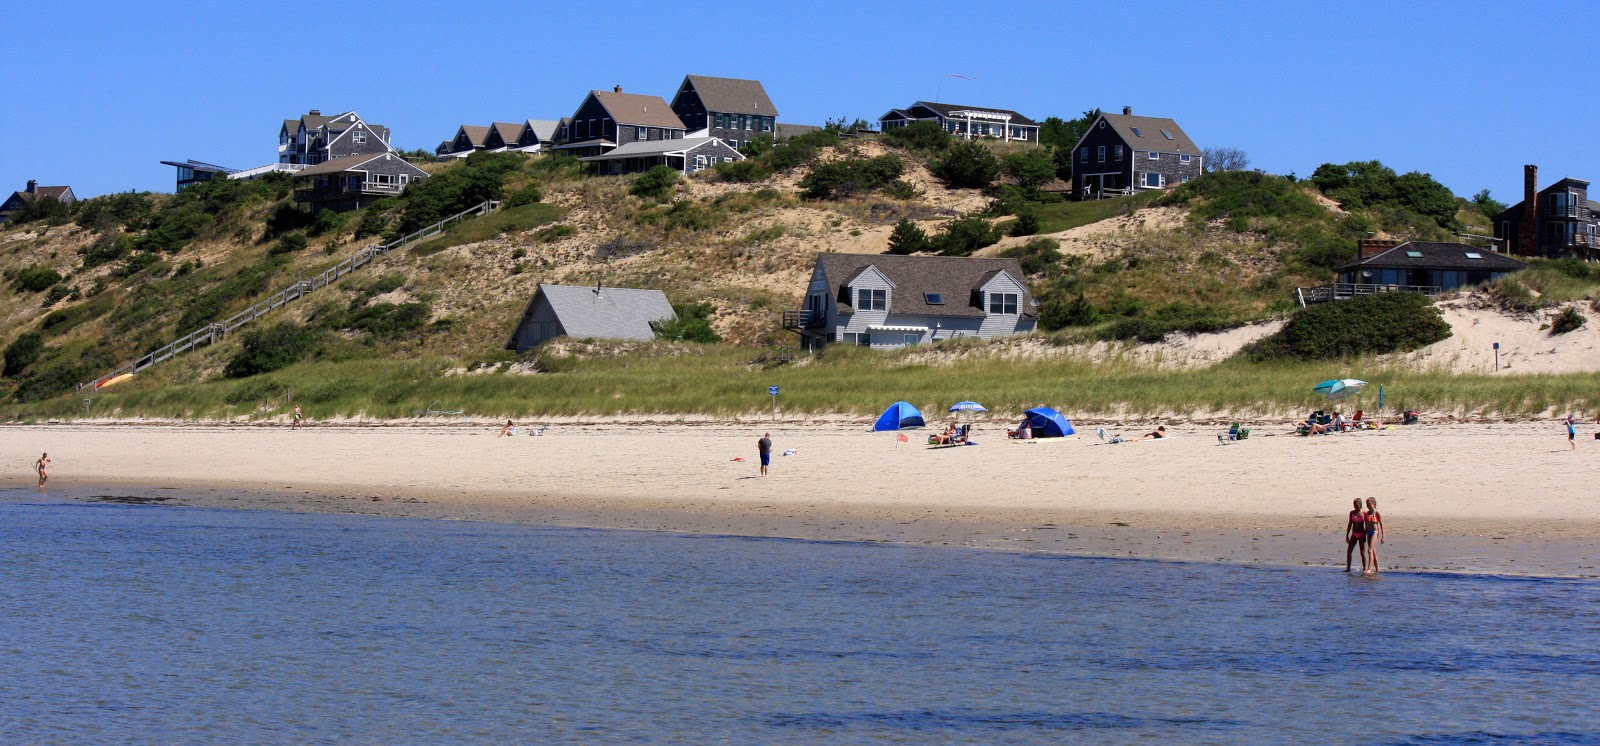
5,1,1595,203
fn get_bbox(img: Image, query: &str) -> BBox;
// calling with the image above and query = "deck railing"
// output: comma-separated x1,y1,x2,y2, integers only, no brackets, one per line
78,200,501,392
1295,283,1443,306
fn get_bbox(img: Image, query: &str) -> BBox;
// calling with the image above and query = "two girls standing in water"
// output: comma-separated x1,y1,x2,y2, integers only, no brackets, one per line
1344,497,1385,574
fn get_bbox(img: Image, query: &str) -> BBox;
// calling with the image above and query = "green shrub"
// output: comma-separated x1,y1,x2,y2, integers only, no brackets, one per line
42,284,70,307
13,266,63,292
1551,307,1587,335
630,165,681,201
1162,170,1324,223
336,302,432,341
6,195,71,225
309,208,349,237
1009,206,1040,236
798,155,905,200
886,218,929,255
535,224,576,242
1001,237,1062,274
1245,292,1451,360
1487,276,1538,313
115,252,161,278
506,185,543,207
652,301,721,343
1097,302,1238,343
1038,293,1093,331
40,293,115,337
713,159,773,183
175,256,287,334
3,333,43,376
74,192,156,233
881,121,951,152
268,233,308,255
934,216,1001,256
224,322,322,378
932,140,1001,188
354,199,398,239
391,151,522,237
883,179,919,200
265,203,315,237
1003,149,1056,190
1309,160,1459,230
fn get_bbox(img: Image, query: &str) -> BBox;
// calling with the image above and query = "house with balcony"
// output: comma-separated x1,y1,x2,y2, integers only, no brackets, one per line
1,179,77,223
555,87,687,159
1069,107,1201,199
784,253,1036,350
279,109,394,166
1296,239,1525,304
159,160,237,191
670,75,778,150
578,137,743,176
292,153,428,212
1493,165,1599,259
878,101,1040,143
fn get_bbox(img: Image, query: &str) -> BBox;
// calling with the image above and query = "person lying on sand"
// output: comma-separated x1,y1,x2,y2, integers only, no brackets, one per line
1138,426,1167,440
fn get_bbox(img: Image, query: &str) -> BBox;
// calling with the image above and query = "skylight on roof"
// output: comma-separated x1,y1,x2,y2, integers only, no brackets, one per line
1405,251,1424,258
924,292,944,305
1465,252,1483,259
1160,129,1174,140
1130,127,1143,137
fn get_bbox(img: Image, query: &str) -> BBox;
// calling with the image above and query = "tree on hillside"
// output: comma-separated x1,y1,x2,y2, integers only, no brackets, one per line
886,218,930,255
1472,189,1508,219
1310,159,1459,229
1002,149,1056,190
881,121,950,152
1037,109,1101,149
932,140,1001,189
1203,147,1250,173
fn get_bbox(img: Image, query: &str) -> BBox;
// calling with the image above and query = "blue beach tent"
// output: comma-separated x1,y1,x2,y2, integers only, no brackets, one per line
1022,407,1076,438
873,401,926,431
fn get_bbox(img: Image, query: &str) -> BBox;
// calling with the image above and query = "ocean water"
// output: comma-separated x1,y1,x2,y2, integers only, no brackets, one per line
1,496,1597,745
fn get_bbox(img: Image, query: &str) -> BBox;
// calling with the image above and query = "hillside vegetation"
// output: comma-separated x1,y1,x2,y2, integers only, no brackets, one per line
1,133,1594,419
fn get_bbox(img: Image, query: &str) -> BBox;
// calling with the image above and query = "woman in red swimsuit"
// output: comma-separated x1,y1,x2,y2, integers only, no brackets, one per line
1364,497,1385,574
1345,497,1367,573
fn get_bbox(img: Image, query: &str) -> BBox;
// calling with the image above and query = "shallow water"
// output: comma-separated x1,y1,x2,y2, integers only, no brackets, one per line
1,496,1597,744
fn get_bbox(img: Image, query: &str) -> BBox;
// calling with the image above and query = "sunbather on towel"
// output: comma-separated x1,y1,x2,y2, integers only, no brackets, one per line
1139,426,1167,440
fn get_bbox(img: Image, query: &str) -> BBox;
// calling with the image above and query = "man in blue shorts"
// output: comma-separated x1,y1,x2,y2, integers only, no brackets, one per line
758,432,772,476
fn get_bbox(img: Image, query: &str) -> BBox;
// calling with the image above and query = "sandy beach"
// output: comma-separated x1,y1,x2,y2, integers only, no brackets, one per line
4,421,1597,577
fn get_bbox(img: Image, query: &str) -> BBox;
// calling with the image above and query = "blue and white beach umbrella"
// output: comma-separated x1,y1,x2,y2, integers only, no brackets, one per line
949,401,988,414
1312,378,1368,402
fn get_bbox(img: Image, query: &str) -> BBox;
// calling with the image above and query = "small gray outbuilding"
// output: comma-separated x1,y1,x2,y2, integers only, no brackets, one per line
505,283,676,352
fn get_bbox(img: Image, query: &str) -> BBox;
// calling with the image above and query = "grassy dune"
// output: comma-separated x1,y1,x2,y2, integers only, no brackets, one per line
15,341,1597,423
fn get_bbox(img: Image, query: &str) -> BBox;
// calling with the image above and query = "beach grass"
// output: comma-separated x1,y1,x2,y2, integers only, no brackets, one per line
14,340,1599,422
1031,192,1161,234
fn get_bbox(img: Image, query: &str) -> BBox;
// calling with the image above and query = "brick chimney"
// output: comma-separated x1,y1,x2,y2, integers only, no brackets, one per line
1122,106,1132,116
1517,164,1539,257
25,179,37,194
613,85,623,93
1358,238,1401,259
309,109,321,116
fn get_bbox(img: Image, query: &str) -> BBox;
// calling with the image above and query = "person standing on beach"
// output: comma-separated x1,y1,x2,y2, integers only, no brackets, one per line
758,433,772,477
35,452,51,488
1364,497,1385,574
1566,414,1577,450
1344,497,1367,573
293,404,304,431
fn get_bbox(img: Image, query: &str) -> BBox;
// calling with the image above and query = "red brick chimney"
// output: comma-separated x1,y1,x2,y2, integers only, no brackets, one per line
1358,238,1401,259
309,109,321,116
1517,164,1539,256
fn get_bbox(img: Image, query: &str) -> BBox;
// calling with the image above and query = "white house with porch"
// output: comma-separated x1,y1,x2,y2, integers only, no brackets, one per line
784,253,1037,350
878,101,1040,143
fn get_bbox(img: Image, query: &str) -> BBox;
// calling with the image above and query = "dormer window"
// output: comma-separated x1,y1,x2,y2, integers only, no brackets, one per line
857,288,887,311
988,293,1018,315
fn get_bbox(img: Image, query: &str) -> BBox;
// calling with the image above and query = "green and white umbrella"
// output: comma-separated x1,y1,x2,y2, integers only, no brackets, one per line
1312,378,1367,402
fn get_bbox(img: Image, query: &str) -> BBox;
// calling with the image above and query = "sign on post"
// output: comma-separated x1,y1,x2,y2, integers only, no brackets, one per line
769,386,779,420
1493,341,1500,372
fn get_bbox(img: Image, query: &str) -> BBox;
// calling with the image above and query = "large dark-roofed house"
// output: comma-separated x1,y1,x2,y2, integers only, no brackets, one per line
670,75,778,149
1491,165,1599,260
879,101,1040,143
1,180,77,223
557,87,687,158
293,152,429,212
506,283,677,351
785,253,1036,350
1332,240,1524,295
1070,107,1201,199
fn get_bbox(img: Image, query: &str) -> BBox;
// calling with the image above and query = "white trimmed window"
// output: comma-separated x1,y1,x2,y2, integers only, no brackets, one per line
1180,154,1191,163
988,293,1018,315
637,127,648,139
1143,172,1167,188
1148,151,1160,160
352,130,367,144
857,288,887,311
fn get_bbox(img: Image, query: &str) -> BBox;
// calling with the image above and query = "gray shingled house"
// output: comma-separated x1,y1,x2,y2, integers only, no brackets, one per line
279,110,393,166
670,75,778,150
506,283,677,351
293,152,430,212
579,137,743,175
1334,241,1525,293
1069,107,1201,199
784,253,1036,350
556,87,688,159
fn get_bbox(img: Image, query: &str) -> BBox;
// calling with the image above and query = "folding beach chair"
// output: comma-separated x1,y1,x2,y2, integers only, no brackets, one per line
1096,427,1124,445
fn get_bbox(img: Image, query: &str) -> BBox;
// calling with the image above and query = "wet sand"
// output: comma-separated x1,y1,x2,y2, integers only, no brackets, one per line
5,422,1597,577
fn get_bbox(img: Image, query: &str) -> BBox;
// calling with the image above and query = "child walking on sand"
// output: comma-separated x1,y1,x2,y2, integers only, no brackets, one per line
1566,414,1577,450
35,452,50,488
293,404,304,431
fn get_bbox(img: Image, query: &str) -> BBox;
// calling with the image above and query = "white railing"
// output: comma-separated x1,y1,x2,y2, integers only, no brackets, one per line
228,163,309,180
78,200,501,392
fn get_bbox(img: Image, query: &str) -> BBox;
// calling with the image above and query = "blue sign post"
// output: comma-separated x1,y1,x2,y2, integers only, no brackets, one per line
1493,341,1500,372
769,386,779,420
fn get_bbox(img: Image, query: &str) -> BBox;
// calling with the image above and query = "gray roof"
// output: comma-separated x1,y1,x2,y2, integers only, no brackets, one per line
817,252,1034,318
524,119,560,141
906,101,1039,127
294,152,427,178
533,283,676,341
776,122,821,139
577,137,734,161
591,91,688,129
1097,113,1200,154
1335,241,1527,272
456,124,490,147
680,75,778,116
